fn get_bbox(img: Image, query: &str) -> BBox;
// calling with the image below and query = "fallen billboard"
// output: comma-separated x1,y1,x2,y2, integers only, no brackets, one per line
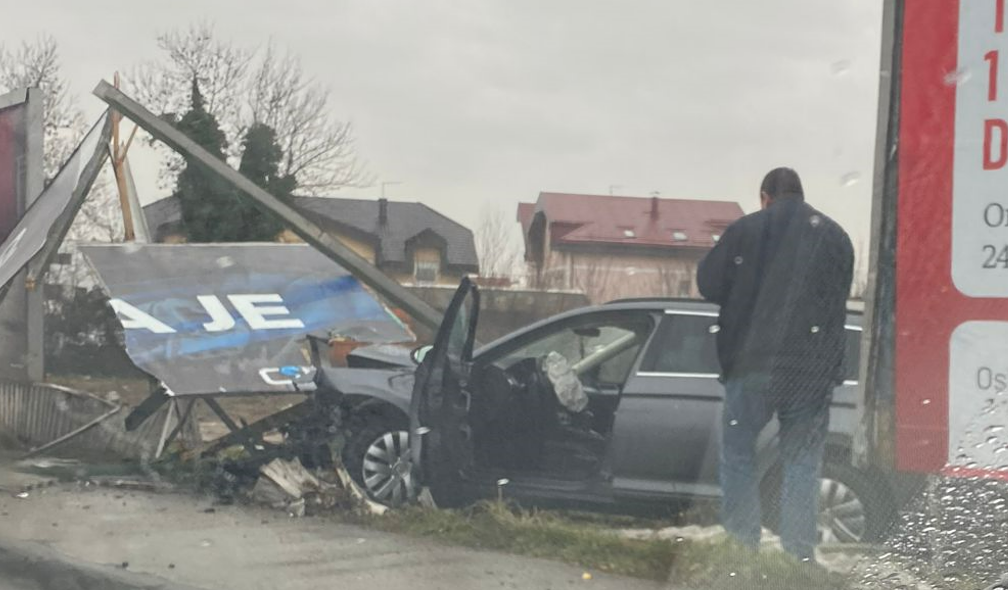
79,243,415,396
0,100,26,241
0,111,110,290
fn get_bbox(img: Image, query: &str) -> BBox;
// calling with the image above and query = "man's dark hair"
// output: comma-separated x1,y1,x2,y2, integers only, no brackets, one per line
760,167,804,200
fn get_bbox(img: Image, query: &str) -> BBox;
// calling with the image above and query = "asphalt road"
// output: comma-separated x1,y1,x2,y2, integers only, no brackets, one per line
0,483,668,590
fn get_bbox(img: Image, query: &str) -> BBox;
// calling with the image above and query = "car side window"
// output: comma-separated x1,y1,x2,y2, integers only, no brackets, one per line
638,314,720,375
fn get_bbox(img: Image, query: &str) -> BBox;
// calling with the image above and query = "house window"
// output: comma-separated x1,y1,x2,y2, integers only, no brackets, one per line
415,260,440,284
672,230,688,241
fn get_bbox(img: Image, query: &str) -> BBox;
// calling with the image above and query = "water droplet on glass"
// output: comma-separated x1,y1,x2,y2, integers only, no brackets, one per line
831,59,851,76
216,256,235,269
922,399,932,406
988,437,1000,446
944,67,973,86
15,492,29,499
200,539,213,548
840,172,861,187
987,425,1005,434
415,426,431,436
729,572,737,578
734,256,743,265
708,324,720,334
729,419,739,427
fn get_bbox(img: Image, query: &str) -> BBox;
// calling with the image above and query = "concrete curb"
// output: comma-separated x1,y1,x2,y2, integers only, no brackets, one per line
0,537,206,590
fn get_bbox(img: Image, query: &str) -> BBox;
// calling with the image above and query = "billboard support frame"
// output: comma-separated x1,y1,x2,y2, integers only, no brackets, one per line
0,87,45,382
24,88,45,382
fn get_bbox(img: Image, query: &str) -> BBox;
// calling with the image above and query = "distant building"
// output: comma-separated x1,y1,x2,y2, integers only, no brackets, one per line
143,196,479,287
517,192,744,303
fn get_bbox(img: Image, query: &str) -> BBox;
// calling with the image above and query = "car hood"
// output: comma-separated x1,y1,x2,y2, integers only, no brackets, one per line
318,366,416,411
347,344,416,369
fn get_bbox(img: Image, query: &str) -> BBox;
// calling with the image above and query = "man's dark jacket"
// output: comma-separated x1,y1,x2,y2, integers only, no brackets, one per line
696,197,854,394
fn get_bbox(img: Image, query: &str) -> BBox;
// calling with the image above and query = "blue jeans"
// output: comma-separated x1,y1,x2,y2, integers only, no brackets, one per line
720,373,831,560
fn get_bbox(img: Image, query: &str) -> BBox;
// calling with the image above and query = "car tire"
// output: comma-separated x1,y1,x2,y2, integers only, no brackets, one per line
761,460,897,544
342,412,415,507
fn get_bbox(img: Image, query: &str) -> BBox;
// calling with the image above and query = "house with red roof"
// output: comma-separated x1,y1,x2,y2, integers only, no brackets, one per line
517,192,745,303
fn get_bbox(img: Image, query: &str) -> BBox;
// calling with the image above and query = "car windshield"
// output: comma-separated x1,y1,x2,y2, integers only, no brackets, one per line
0,3,1001,590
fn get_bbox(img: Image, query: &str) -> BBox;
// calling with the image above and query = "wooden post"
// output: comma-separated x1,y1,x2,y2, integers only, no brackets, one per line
111,73,137,242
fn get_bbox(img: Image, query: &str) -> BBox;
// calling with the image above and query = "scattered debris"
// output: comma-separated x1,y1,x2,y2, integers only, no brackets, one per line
335,465,388,516
251,458,358,517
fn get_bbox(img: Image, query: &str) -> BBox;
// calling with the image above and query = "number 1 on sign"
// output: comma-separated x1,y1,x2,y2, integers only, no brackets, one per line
999,0,1006,33
988,51,1000,101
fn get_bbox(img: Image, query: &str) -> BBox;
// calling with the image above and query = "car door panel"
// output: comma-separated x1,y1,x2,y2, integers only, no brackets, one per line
608,312,726,496
409,277,480,507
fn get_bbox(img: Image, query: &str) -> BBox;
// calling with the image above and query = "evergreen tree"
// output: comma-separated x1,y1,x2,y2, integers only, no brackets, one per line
235,123,294,240
172,80,294,242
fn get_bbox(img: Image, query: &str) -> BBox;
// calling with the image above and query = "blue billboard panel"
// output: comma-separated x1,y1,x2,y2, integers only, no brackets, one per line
79,243,414,396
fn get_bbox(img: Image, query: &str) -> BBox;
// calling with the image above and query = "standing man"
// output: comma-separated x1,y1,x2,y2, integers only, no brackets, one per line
697,167,854,562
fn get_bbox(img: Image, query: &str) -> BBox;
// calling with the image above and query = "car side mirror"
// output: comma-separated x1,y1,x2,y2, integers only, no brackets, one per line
411,345,433,365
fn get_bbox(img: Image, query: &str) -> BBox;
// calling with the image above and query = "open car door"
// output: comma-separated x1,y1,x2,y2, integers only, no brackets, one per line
409,277,480,506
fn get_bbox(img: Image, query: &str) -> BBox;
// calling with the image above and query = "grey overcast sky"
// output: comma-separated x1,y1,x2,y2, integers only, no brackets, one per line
0,0,883,258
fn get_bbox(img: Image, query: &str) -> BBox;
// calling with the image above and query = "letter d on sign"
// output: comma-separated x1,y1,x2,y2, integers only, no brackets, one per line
984,119,1008,170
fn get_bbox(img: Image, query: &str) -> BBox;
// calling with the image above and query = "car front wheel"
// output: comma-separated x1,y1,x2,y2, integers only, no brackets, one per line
342,416,417,507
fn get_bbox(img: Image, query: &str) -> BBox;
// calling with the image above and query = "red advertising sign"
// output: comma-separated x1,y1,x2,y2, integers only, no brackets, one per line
0,104,25,241
897,0,1008,475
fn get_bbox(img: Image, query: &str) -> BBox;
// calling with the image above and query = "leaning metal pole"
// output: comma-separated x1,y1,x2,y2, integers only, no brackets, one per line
93,80,443,332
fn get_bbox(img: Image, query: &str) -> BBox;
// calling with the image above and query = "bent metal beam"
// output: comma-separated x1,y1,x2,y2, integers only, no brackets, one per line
92,80,443,333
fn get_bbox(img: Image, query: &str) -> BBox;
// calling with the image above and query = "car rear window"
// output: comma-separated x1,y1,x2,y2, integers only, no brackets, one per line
640,315,862,380
639,314,721,375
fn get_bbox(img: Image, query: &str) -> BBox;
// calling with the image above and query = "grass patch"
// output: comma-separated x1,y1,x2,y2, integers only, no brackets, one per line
361,501,677,581
353,501,853,588
669,539,850,590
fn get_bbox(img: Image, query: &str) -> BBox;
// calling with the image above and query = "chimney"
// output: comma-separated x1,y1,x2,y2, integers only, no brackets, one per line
379,198,389,225
650,196,660,220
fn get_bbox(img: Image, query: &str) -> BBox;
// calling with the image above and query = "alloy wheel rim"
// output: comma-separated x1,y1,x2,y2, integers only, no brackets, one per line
362,430,415,506
818,477,867,544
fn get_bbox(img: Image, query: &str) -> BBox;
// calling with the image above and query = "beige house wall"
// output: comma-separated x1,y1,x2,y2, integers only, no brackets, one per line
536,249,703,303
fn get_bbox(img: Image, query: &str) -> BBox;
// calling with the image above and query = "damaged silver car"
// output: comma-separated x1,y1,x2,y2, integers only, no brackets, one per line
319,278,909,545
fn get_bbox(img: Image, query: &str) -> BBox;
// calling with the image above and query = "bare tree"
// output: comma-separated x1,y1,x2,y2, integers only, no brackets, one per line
570,256,621,304
475,206,521,280
0,35,85,179
125,22,371,194
0,36,122,244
